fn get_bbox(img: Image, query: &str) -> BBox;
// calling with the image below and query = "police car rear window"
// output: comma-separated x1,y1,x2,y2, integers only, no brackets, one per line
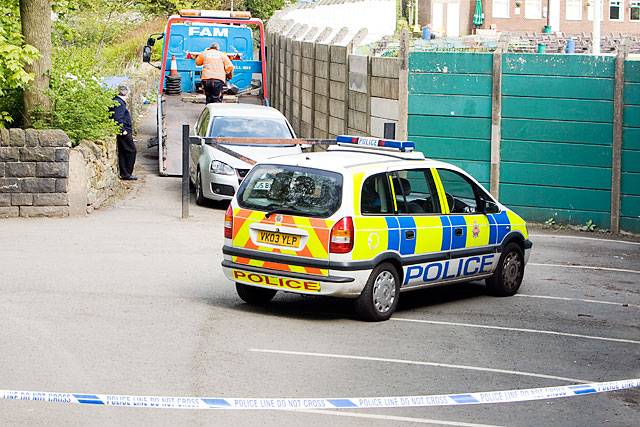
237,165,342,218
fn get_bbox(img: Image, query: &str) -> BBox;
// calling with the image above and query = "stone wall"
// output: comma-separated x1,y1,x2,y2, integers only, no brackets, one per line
72,139,123,214
0,129,70,218
0,128,125,218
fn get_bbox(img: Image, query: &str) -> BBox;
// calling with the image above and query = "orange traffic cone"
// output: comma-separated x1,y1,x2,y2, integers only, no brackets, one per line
165,54,182,95
169,55,179,76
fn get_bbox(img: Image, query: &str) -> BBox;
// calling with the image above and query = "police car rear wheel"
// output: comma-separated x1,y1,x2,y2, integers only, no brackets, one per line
355,263,400,322
486,243,524,296
236,283,277,305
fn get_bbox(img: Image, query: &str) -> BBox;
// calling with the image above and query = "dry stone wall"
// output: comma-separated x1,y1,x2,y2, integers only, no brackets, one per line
0,129,124,218
0,129,71,218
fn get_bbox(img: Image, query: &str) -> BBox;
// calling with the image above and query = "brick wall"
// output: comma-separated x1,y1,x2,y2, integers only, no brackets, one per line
0,129,70,218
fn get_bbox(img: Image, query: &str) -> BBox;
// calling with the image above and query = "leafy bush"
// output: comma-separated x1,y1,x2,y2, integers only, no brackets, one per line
32,47,120,144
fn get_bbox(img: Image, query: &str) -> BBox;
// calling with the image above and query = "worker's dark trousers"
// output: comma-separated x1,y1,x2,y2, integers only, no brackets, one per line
117,132,137,178
203,79,224,103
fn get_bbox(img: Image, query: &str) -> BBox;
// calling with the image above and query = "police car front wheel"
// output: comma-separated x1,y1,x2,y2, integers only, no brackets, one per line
355,262,400,322
486,242,524,297
236,283,277,305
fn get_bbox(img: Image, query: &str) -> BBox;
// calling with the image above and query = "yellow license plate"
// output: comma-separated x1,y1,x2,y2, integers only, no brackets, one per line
257,231,301,248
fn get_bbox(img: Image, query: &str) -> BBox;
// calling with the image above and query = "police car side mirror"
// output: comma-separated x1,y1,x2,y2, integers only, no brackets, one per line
142,45,152,63
481,199,500,214
146,37,156,47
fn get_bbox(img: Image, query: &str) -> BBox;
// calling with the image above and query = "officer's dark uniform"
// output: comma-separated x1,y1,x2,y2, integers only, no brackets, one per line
111,96,136,179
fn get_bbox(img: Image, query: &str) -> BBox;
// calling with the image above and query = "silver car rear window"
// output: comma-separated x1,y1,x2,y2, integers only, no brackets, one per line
237,164,343,218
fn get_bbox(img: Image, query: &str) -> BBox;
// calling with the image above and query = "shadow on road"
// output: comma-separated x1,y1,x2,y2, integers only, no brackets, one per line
204,281,490,322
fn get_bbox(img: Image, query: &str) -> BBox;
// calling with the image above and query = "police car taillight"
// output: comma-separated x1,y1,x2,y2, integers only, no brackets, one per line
330,217,354,254
224,205,233,239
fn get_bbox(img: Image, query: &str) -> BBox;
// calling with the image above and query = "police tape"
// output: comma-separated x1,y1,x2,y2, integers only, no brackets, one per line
1,378,638,410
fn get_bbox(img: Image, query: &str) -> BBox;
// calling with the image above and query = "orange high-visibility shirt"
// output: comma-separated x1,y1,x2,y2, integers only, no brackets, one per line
196,49,234,81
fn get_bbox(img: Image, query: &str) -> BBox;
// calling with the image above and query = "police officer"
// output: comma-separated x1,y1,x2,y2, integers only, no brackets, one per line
195,42,234,103
110,85,137,181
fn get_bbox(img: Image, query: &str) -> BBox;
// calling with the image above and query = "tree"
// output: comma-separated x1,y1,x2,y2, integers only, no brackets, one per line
0,0,38,127
244,0,284,21
19,0,53,126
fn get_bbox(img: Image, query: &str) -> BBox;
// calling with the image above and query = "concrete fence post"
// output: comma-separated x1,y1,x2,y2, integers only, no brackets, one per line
397,28,409,140
285,36,292,120
490,47,503,199
611,42,628,233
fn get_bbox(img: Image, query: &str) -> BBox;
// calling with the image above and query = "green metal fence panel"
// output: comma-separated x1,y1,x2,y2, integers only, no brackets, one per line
500,184,611,213
621,59,640,233
502,97,613,122
502,54,615,77
501,163,612,190
409,116,492,139
500,54,614,228
623,105,640,127
503,75,613,100
409,94,492,118
408,51,638,233
409,74,492,96
409,52,493,74
413,137,491,162
501,140,612,167
501,119,613,145
408,52,492,189
624,82,640,104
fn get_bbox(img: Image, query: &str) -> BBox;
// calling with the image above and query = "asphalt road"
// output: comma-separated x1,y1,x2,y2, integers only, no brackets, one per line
1,127,639,426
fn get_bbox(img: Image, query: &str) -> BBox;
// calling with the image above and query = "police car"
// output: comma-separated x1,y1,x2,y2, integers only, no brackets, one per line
222,136,532,321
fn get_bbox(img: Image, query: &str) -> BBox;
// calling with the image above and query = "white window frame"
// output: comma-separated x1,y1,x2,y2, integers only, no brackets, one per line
492,0,510,18
566,0,582,20
588,2,604,20
631,0,640,21
525,0,543,18
609,0,624,21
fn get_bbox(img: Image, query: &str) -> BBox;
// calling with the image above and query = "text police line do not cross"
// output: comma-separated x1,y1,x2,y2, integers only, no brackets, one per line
180,123,335,219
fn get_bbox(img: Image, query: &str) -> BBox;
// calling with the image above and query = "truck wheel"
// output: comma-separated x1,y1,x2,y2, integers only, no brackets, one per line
236,283,277,305
355,262,400,321
195,169,206,206
486,242,524,296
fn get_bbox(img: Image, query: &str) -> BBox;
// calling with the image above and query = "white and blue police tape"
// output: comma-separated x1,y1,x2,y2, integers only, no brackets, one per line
1,378,638,410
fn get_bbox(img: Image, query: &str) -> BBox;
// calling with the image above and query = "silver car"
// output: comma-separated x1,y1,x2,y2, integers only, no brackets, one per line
189,104,301,205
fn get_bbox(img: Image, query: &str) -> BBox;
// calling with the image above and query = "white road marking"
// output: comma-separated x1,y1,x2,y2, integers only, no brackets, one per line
516,294,640,309
250,349,589,383
294,408,504,427
529,234,640,246
529,262,640,275
393,318,640,345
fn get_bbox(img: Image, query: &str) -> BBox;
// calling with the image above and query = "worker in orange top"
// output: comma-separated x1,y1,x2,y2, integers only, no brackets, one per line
195,43,234,104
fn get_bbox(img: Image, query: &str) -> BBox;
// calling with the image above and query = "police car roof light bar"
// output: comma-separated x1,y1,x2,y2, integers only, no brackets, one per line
336,135,416,152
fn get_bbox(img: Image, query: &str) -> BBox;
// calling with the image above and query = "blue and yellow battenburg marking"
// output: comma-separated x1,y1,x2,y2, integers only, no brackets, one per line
403,254,497,286
380,213,514,256
351,209,525,287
